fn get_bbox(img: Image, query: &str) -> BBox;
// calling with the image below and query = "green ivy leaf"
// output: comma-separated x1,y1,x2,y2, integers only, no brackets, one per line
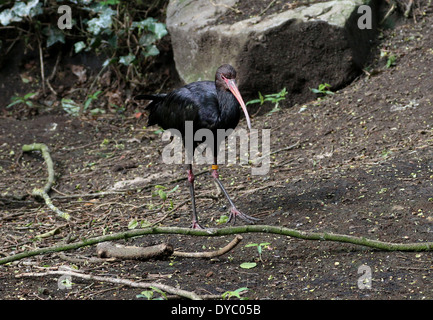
74,41,86,53
87,7,116,35
119,53,136,66
42,26,65,47
0,0,42,25
144,45,159,57
149,22,168,39
61,98,81,116
139,33,157,47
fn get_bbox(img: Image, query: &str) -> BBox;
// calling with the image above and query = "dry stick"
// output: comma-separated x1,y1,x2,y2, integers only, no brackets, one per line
173,235,243,258
50,169,210,200
259,0,276,16
37,35,46,94
46,52,61,96
22,143,70,220
404,0,414,17
381,1,396,24
16,269,202,300
2,225,433,265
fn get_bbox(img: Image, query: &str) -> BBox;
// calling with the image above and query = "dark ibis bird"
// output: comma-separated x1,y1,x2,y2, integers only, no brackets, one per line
136,64,258,229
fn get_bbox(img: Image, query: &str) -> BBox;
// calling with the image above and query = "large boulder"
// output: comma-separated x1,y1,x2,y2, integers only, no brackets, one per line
166,0,381,105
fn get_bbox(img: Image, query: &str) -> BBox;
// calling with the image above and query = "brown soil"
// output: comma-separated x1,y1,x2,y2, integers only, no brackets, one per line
1,3,433,301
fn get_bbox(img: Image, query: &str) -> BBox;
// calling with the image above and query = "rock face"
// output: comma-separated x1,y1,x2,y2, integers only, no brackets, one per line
166,0,381,106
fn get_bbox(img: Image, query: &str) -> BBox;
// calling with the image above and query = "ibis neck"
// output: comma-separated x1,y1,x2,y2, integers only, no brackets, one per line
217,89,240,124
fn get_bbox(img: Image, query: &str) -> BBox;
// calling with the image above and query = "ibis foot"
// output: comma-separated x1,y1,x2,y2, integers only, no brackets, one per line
190,220,205,229
227,206,260,225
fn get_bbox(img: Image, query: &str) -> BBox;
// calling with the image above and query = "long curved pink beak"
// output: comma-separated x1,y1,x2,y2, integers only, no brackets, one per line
225,79,252,130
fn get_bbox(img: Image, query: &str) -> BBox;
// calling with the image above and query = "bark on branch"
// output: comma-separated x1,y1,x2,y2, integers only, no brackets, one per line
2,225,433,265
96,242,174,260
22,143,70,220
94,235,243,260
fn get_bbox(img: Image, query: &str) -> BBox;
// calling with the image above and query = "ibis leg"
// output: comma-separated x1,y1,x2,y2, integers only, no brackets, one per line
211,160,259,224
187,165,203,229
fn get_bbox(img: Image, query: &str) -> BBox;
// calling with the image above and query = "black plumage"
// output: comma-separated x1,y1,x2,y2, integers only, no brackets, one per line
136,64,257,228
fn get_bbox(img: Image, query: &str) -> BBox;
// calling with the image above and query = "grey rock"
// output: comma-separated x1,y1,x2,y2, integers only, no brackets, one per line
167,0,380,105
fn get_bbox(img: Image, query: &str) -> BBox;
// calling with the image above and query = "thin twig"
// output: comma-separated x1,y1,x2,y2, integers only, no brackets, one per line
46,52,61,96
37,35,46,94
259,0,276,16
16,269,202,300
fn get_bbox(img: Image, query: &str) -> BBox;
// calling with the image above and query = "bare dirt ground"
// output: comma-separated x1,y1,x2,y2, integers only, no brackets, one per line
1,4,433,301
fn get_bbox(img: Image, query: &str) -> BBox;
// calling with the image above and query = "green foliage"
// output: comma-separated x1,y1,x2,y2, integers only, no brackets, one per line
60,91,104,116
386,54,396,68
222,287,249,300
245,242,270,262
240,262,257,269
137,286,167,300
310,83,334,95
128,218,151,229
151,185,179,210
68,3,168,65
246,88,287,116
380,49,397,68
0,0,42,26
215,214,229,224
0,0,168,113
6,92,37,108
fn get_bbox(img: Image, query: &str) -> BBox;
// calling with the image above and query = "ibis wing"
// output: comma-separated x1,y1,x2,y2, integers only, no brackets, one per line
148,81,220,132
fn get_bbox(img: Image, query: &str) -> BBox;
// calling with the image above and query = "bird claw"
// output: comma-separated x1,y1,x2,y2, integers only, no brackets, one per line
227,207,260,225
190,221,205,229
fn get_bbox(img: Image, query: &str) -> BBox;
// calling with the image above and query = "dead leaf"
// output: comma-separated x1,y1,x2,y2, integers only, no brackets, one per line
70,65,87,83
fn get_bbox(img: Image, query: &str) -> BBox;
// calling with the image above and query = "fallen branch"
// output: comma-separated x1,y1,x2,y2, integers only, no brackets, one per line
34,225,65,240
16,268,202,300
22,143,70,220
2,225,433,265
96,242,174,260
173,235,243,258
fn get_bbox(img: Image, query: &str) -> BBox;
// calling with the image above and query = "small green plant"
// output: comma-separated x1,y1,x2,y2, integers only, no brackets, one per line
246,88,287,116
136,286,167,300
386,54,396,68
84,90,104,115
215,214,229,224
61,91,104,116
380,49,396,68
310,83,334,96
6,92,37,109
222,287,249,300
245,242,271,262
152,185,179,210
127,218,150,229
